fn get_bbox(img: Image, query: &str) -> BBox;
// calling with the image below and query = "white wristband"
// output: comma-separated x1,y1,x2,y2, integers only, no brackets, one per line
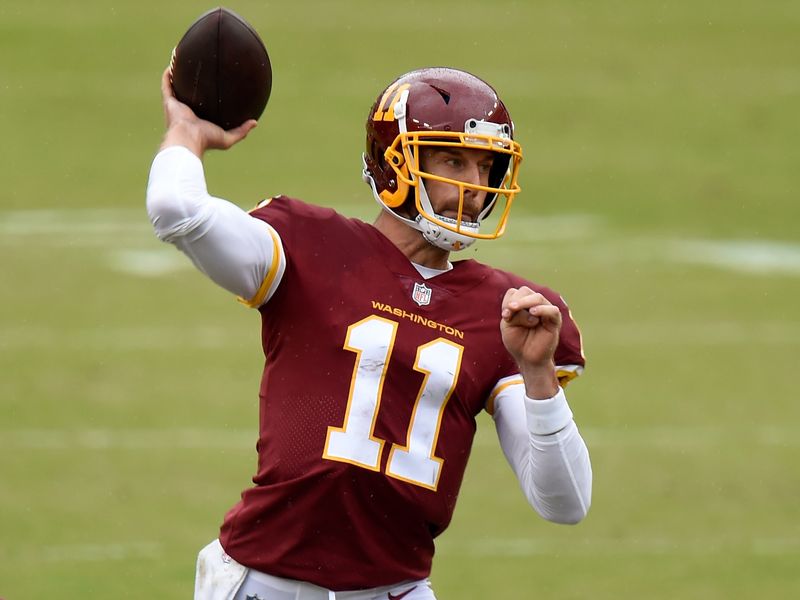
525,387,573,435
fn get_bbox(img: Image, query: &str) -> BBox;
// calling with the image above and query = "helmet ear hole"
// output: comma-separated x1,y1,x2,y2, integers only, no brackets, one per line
384,147,406,170
378,162,411,208
370,139,380,163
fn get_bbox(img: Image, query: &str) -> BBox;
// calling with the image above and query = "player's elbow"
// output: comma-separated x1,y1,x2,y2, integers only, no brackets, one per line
145,180,209,243
530,493,591,525
146,182,181,234
542,503,590,525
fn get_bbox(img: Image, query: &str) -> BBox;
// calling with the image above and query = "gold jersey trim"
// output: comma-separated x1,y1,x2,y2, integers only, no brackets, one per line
557,367,581,387
238,225,283,308
485,365,583,415
485,376,524,415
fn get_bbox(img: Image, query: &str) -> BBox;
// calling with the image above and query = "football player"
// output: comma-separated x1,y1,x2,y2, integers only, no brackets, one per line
147,66,592,600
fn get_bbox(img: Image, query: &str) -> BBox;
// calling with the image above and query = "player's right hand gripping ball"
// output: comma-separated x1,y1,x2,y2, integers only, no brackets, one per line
169,7,272,129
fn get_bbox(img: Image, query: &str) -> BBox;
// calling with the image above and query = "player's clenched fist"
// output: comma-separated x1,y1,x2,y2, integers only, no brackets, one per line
500,287,562,397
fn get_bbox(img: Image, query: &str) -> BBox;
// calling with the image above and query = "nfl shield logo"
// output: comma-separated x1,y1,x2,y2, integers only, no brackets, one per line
412,282,432,306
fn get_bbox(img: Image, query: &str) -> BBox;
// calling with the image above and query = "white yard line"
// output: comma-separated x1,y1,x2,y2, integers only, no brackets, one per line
0,208,149,236
3,208,800,276
668,239,800,276
107,249,190,276
0,541,164,564
41,541,163,563
0,206,800,277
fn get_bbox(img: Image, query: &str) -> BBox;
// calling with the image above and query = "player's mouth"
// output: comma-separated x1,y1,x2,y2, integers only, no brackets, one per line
440,209,477,224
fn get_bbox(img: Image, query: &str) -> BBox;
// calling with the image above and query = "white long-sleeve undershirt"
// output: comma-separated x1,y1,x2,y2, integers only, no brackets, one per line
145,145,592,524
492,385,592,523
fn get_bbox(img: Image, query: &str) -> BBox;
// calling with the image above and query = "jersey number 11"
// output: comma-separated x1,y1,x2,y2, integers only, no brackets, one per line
323,315,463,490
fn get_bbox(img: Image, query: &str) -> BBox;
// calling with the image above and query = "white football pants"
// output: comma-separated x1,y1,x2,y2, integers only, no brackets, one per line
194,539,437,600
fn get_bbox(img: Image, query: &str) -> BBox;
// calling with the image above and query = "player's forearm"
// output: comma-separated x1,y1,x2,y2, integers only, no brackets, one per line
145,145,284,303
493,386,592,524
526,417,592,524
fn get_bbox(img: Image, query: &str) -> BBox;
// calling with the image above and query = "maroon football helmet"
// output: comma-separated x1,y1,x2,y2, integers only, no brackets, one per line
363,67,523,251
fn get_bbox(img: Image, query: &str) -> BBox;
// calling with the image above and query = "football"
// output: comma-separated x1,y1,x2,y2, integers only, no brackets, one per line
169,7,272,129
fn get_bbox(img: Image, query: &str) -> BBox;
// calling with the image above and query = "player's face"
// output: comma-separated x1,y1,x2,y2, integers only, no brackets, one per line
419,147,493,222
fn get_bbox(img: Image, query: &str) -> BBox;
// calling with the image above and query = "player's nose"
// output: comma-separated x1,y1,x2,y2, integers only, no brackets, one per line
463,159,484,186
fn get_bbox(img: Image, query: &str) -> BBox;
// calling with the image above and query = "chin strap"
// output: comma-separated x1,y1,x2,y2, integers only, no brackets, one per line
415,213,478,251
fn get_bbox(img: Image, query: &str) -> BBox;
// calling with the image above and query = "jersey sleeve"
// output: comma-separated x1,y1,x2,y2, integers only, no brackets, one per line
482,271,586,414
500,273,586,386
247,196,346,308
524,281,585,386
236,220,286,308
550,292,585,386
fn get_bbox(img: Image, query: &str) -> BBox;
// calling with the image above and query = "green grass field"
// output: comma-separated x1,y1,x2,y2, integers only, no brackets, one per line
2,1,799,597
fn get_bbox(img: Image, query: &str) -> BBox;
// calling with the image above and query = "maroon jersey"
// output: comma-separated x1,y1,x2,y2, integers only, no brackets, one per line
219,197,584,589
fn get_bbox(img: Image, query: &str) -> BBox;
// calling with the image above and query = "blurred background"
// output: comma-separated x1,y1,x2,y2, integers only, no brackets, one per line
1,0,798,597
